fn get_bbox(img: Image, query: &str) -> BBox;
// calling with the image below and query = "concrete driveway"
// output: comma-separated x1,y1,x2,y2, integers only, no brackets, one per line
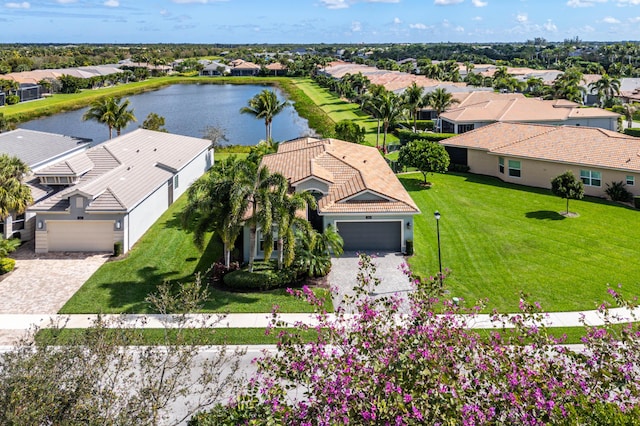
0,242,110,314
328,251,413,313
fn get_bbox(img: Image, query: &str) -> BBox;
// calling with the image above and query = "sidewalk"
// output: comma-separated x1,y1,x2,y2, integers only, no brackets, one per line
1,306,638,332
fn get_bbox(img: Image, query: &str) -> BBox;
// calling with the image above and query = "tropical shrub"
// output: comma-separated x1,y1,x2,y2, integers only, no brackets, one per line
396,129,456,144
113,241,123,257
623,128,640,137
5,95,20,105
0,238,20,258
334,120,365,144
223,263,297,292
605,181,633,202
210,260,240,284
195,254,640,425
0,257,15,274
294,225,343,278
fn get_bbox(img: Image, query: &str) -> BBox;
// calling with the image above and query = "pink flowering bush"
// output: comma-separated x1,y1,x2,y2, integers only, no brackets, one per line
191,254,640,425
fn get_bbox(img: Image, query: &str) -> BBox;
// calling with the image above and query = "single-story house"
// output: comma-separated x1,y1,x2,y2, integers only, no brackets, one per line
441,122,640,199
417,89,511,120
29,129,213,253
229,60,260,77
243,137,420,259
200,61,231,76
265,62,287,76
0,129,91,241
438,97,620,134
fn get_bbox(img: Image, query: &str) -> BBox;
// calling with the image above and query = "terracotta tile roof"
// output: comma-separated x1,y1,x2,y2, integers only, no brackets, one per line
441,97,618,123
261,138,420,215
31,129,211,212
443,122,640,173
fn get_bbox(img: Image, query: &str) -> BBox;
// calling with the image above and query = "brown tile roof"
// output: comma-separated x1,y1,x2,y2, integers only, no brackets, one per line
443,122,640,173
261,138,420,215
441,97,618,123
31,129,211,212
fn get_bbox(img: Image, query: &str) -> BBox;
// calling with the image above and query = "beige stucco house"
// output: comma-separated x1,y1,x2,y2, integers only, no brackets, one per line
243,137,420,259
442,122,640,199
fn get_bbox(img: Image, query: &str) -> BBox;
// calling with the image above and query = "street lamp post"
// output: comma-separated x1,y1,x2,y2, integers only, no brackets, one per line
434,211,442,287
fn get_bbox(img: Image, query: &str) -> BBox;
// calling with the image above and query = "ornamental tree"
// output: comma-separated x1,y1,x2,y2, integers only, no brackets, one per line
398,140,450,184
551,170,584,215
193,254,640,425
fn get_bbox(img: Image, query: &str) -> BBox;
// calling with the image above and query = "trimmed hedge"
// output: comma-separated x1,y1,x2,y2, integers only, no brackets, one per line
399,120,435,131
396,129,457,144
223,264,298,292
0,257,16,275
623,128,640,137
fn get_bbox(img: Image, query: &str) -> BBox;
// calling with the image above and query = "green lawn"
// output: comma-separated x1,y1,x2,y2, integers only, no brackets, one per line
60,192,329,314
402,172,640,313
292,78,398,146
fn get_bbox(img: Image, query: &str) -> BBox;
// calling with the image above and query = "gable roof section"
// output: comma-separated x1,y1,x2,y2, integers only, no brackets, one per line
441,97,618,124
31,129,211,212
261,138,419,215
443,122,640,173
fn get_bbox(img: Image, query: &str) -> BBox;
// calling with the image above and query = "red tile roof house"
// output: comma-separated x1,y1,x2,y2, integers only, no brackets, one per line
438,97,620,134
441,122,640,199
29,129,213,254
242,137,420,260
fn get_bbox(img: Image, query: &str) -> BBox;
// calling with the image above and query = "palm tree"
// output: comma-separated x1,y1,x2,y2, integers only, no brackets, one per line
113,98,137,136
623,103,637,129
549,68,585,104
240,89,289,142
362,84,388,149
0,154,32,228
425,88,459,121
589,74,621,108
403,82,425,132
377,92,406,153
82,97,117,139
269,191,316,270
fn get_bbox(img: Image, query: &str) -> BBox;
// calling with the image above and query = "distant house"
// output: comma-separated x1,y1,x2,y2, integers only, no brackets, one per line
229,60,260,77
441,122,640,199
438,97,619,134
265,62,287,76
29,129,213,253
0,129,91,241
18,83,41,102
243,137,420,259
200,61,231,76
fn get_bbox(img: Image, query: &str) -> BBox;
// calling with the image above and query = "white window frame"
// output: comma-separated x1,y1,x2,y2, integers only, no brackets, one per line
508,160,521,178
75,197,84,208
580,169,602,187
498,157,504,174
626,175,635,186
173,174,179,189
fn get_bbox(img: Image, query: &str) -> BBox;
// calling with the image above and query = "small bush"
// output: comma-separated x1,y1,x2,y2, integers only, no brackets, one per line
605,181,633,202
405,239,414,256
396,129,457,144
113,241,123,257
623,128,640,137
634,196,640,209
448,163,470,173
223,264,298,292
0,257,16,275
5,95,20,105
399,120,435,131
210,260,240,284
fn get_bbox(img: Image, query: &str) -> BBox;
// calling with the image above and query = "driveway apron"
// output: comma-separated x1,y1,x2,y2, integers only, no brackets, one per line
328,251,413,313
0,242,110,314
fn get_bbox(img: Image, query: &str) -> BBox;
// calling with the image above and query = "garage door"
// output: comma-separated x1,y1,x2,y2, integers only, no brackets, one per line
47,221,114,252
336,221,401,252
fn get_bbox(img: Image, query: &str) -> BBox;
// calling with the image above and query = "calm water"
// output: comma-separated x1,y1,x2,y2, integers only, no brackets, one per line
20,84,312,146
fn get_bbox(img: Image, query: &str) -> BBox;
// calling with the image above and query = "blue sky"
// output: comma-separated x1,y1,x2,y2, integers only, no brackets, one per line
2,0,640,44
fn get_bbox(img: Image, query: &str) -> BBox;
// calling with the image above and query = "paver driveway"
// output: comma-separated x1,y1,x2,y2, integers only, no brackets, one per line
0,242,110,314
329,251,412,312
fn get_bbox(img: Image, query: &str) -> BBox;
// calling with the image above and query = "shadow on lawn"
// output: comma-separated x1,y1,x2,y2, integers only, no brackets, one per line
525,210,566,221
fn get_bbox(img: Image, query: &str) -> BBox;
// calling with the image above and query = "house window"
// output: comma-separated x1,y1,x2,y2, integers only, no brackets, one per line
173,175,179,189
508,160,521,178
75,197,83,208
258,230,278,253
498,157,504,174
458,124,474,134
580,170,602,187
627,175,635,186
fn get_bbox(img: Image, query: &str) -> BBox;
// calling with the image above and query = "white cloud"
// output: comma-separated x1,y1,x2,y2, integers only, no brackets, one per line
566,0,607,7
471,0,488,6
171,0,228,3
455,25,465,31
442,18,451,27
5,1,30,8
409,22,428,29
160,9,169,15
472,15,483,21
516,13,528,23
602,16,621,23
629,16,640,22
393,17,402,24
56,0,78,3
104,0,119,6
434,0,464,5
543,19,557,31
351,20,362,31
616,0,640,5
319,0,349,8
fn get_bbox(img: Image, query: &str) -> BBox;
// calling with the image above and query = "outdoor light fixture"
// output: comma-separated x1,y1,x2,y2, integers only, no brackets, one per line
116,220,121,230
406,221,411,229
434,211,443,287
37,221,43,230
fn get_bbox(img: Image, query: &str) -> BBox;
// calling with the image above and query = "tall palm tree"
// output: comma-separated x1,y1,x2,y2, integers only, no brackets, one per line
623,103,637,129
425,88,459,121
403,82,425,132
113,98,137,136
83,97,117,139
0,154,32,227
362,84,388,149
589,74,621,108
549,68,585,104
377,92,406,153
240,89,289,142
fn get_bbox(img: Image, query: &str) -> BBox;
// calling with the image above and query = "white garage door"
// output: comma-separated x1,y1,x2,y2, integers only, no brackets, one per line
47,221,114,252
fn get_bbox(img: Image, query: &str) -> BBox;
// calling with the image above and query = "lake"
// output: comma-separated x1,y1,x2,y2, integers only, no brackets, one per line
20,84,313,146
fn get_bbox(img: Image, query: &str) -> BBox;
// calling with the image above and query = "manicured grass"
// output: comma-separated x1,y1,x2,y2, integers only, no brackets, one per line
402,172,640,313
292,78,398,146
60,192,330,314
